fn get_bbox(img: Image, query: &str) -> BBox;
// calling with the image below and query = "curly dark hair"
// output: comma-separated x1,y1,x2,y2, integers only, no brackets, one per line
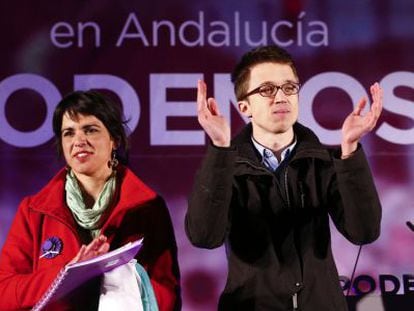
52,90,129,164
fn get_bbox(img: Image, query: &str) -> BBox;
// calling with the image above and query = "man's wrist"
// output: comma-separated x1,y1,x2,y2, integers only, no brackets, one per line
212,139,231,147
341,141,358,159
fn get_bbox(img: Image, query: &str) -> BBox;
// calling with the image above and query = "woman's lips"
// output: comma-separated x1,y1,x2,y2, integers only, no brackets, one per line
73,151,92,160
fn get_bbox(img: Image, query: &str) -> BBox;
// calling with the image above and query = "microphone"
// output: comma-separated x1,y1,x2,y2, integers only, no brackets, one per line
406,221,414,232
346,245,363,296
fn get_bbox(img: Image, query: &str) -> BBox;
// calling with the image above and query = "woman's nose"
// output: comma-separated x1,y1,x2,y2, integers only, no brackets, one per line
73,132,87,147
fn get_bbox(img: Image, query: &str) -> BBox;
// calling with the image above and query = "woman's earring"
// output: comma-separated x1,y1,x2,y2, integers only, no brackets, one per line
109,150,119,169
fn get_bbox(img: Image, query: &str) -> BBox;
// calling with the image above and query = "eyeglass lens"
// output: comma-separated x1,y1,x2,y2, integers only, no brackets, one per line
260,83,299,97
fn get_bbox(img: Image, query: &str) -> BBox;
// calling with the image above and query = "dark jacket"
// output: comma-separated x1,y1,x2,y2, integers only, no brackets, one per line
185,123,381,311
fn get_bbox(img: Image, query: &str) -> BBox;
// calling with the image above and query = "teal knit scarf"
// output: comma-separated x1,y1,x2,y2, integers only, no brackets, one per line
65,169,117,238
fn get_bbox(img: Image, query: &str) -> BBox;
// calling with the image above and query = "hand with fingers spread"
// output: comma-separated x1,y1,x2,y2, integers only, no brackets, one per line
341,82,383,158
197,80,231,147
69,235,110,264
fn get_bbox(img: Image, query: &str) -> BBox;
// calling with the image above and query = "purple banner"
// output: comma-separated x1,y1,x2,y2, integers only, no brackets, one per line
1,1,413,310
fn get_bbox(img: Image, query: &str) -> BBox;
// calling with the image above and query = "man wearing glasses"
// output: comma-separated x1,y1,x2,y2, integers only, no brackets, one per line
185,45,382,310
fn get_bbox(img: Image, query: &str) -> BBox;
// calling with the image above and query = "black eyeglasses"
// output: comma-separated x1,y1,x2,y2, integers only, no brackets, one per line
240,82,300,100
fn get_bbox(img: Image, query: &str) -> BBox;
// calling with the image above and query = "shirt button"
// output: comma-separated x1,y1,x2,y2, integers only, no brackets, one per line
264,150,273,158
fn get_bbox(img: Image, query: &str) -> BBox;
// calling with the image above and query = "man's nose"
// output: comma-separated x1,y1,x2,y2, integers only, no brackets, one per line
273,86,286,103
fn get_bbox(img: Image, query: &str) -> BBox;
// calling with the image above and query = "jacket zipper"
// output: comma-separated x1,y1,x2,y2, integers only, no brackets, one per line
237,159,293,210
284,168,291,209
238,155,304,310
299,182,305,209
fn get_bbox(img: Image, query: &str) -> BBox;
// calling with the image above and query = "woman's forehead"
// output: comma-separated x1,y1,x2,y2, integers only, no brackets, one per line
61,112,103,127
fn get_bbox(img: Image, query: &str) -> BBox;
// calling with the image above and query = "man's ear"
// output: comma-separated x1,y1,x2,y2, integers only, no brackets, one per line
238,100,252,118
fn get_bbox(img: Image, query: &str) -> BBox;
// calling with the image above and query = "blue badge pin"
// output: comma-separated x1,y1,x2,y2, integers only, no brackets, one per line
40,237,63,259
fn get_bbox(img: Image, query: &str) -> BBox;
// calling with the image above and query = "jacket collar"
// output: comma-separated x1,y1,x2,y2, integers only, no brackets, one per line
231,122,331,165
29,166,157,226
30,168,75,226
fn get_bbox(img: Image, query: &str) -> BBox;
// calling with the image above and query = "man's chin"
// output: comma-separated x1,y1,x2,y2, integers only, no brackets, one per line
271,123,294,134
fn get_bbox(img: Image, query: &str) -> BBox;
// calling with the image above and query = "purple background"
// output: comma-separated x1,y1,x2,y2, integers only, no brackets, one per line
1,1,413,310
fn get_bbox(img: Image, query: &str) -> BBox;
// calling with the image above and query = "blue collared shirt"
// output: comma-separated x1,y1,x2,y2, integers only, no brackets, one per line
251,136,297,172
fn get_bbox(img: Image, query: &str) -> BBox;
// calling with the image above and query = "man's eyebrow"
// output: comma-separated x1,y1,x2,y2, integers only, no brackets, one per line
258,79,298,86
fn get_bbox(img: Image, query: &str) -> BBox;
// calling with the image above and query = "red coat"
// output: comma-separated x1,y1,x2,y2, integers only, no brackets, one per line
0,166,181,310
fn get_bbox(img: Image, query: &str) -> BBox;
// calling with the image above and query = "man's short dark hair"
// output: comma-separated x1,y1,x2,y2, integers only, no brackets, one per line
231,45,298,101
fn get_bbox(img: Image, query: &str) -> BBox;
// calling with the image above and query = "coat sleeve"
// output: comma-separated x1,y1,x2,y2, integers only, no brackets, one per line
185,144,237,249
0,197,63,310
328,145,382,244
